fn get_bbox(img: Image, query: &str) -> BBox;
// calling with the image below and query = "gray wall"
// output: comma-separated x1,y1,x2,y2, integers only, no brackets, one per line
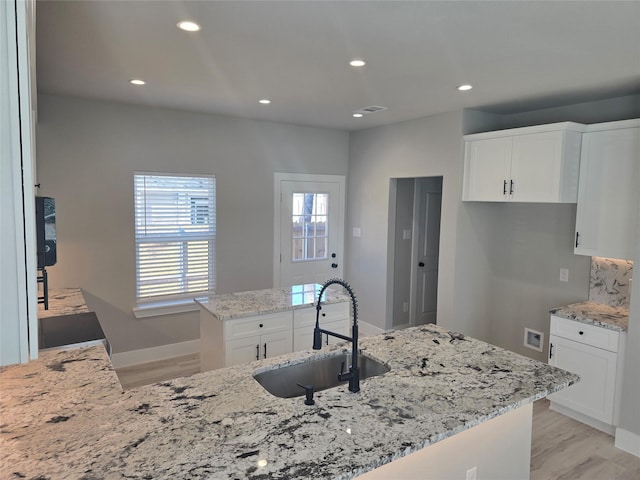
346,111,497,340
36,94,348,353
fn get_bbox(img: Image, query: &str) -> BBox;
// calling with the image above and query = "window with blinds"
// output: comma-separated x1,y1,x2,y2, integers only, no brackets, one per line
134,173,216,303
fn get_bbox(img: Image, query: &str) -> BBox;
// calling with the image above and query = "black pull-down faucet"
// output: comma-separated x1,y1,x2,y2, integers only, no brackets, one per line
313,278,360,393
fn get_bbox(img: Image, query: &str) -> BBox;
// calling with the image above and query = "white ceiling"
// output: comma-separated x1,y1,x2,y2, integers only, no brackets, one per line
36,1,640,131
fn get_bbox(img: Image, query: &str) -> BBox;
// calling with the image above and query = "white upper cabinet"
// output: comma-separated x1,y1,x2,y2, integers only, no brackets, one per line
463,123,585,203
574,119,640,260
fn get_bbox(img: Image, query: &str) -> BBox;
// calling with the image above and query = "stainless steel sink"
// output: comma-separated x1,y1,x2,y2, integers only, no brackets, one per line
253,352,390,398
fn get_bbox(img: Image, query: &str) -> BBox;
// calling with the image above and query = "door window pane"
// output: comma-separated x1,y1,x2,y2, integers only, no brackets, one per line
291,192,328,262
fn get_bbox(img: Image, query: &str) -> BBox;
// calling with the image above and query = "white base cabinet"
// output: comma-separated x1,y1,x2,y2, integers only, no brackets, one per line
574,119,640,260
200,302,349,371
463,122,585,203
293,302,350,351
548,315,626,434
224,311,294,366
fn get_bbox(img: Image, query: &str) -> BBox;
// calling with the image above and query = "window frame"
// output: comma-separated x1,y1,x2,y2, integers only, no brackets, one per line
133,172,216,311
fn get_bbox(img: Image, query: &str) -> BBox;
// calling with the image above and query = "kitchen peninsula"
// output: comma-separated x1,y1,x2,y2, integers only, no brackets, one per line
1,323,577,479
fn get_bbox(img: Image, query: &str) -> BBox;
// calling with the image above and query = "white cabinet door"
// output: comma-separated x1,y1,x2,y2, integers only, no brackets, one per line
226,330,293,366
574,124,639,260
463,137,512,201
548,334,617,424
226,335,262,366
260,330,294,361
510,131,564,202
292,303,350,351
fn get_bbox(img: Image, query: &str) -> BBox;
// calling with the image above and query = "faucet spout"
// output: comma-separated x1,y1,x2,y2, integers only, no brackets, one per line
313,278,360,393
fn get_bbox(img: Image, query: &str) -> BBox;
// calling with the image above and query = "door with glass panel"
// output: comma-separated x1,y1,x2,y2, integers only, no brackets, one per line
278,180,343,287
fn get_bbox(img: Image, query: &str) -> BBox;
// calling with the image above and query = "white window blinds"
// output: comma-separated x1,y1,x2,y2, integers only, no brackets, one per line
134,173,216,302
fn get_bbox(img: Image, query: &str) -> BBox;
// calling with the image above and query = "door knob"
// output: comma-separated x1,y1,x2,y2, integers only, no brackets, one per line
418,262,425,267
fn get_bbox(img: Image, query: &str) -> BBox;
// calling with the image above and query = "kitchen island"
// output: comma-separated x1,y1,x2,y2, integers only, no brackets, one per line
1,324,577,479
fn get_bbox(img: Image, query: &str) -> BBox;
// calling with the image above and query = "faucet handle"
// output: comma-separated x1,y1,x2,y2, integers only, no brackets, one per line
297,384,315,405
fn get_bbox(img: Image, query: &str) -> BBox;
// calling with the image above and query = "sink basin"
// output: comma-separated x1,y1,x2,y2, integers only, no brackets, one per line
253,352,390,398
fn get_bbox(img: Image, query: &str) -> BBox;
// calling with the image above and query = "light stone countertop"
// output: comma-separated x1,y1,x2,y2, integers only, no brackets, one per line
37,288,90,319
550,301,629,332
0,324,578,480
195,283,350,320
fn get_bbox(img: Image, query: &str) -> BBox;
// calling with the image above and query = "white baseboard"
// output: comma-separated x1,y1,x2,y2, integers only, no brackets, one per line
548,401,615,435
615,428,640,457
111,339,200,369
359,321,386,337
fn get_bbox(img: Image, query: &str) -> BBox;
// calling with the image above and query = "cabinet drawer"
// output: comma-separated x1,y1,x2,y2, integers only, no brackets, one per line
225,311,292,340
293,302,349,328
550,315,619,352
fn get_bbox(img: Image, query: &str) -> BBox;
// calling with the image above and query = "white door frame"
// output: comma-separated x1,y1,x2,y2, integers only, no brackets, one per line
273,173,346,287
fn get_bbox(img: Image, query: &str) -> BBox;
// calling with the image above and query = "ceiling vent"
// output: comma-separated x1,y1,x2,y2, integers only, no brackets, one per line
354,105,388,115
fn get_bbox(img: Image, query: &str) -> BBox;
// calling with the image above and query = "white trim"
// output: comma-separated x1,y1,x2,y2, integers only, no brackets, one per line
133,298,200,318
359,321,386,337
273,173,346,287
111,339,200,369
615,428,640,457
549,401,615,436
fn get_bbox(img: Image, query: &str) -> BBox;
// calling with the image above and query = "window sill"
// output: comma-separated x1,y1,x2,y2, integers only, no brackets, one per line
133,298,200,319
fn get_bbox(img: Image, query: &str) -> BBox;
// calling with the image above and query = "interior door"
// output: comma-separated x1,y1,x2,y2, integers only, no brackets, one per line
412,179,442,325
278,178,344,287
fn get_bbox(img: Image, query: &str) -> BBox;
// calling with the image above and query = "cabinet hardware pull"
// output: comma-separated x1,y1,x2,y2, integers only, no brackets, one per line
256,344,260,361
503,180,507,195
575,232,580,248
263,343,267,359
549,343,554,359
510,179,514,195
579,331,584,335
259,323,264,328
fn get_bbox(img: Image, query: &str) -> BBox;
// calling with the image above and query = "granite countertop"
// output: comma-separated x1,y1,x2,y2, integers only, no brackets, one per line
550,301,629,332
37,288,90,319
196,284,350,320
0,324,577,480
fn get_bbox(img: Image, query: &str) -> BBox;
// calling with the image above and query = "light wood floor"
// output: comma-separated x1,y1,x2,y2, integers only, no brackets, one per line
116,355,640,479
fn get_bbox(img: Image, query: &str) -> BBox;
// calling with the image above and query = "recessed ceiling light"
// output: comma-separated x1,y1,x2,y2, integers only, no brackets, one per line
457,84,473,91
259,99,271,104
129,79,146,86
177,21,201,32
352,113,364,118
350,59,366,67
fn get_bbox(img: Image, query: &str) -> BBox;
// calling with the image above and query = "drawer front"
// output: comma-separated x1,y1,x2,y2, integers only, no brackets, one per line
294,302,349,328
225,311,292,340
550,315,619,352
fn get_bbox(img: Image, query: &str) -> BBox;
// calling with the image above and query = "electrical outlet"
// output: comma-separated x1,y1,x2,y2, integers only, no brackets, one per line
353,227,361,237
402,229,412,240
559,268,569,282
466,466,477,480
403,302,409,313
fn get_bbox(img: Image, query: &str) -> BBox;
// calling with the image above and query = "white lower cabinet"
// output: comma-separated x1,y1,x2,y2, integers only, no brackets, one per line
293,302,350,351
223,311,293,367
226,330,293,366
548,315,626,433
200,301,349,371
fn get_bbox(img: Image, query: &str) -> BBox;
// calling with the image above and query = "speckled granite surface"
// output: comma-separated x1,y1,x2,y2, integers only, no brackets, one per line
37,288,90,319
196,284,350,320
589,257,633,309
550,301,629,332
0,325,577,480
